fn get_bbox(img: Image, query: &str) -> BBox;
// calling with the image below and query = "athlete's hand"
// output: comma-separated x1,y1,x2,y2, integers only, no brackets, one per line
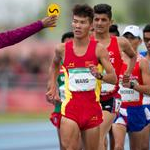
89,64,103,80
122,81,130,88
41,15,57,28
122,81,135,89
122,74,130,83
46,85,61,104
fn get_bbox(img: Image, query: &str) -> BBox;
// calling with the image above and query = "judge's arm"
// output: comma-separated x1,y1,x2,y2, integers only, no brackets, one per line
0,15,57,49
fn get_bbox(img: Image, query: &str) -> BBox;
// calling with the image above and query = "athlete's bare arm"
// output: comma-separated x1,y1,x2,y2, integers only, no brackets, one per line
118,37,137,82
123,58,150,95
46,43,65,104
95,43,117,84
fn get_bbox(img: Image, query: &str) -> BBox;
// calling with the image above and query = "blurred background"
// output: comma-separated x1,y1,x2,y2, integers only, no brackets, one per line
0,0,149,149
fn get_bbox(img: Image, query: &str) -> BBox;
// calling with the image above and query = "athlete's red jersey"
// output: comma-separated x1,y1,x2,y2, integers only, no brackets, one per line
107,36,123,77
91,36,123,101
118,56,143,108
61,39,103,130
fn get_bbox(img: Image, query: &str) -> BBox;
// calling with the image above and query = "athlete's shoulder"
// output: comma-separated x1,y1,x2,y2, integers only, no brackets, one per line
117,36,129,46
56,43,65,50
96,42,109,59
117,36,134,54
139,55,149,70
55,43,65,56
96,42,107,55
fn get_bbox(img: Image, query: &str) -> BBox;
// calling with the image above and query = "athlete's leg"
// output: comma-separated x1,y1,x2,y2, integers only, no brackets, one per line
109,127,115,150
60,116,80,150
141,104,150,150
127,105,148,150
77,134,83,150
98,110,116,150
58,128,82,150
111,123,126,150
140,125,150,150
57,129,63,150
82,125,100,150
50,111,63,149
104,136,108,150
128,131,142,150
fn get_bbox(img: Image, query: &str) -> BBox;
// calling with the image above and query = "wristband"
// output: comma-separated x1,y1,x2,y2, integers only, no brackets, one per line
130,81,135,89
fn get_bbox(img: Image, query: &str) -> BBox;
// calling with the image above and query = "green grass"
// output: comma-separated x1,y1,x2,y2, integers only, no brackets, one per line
0,112,50,124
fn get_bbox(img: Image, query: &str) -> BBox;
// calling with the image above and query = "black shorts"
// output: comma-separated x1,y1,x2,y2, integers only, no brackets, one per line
101,97,115,113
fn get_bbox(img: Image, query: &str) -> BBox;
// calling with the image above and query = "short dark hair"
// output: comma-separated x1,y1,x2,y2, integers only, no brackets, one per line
93,4,112,19
109,24,120,36
61,32,74,43
143,24,150,33
72,4,94,23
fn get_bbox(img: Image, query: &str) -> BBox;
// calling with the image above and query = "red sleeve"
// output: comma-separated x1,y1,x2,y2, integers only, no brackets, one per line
0,20,43,49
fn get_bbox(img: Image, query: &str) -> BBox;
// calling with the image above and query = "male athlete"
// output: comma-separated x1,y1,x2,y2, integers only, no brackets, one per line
46,4,117,150
92,4,137,150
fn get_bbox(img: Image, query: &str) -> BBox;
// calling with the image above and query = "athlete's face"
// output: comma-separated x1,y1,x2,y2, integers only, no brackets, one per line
72,15,92,39
93,13,112,34
143,32,150,52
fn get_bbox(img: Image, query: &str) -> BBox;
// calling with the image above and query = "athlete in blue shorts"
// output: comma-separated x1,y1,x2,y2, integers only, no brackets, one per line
112,25,150,150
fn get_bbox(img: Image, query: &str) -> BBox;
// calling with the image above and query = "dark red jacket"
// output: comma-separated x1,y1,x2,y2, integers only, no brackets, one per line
0,20,43,49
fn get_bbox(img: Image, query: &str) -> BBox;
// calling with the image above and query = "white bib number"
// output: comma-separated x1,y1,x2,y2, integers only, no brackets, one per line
119,84,139,102
101,69,115,93
101,82,116,93
68,68,96,91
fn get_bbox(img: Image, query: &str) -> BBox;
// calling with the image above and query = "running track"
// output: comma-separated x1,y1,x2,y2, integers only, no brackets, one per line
0,121,129,150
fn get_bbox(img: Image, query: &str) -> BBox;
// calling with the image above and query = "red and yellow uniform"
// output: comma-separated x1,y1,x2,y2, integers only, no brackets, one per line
61,39,103,130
